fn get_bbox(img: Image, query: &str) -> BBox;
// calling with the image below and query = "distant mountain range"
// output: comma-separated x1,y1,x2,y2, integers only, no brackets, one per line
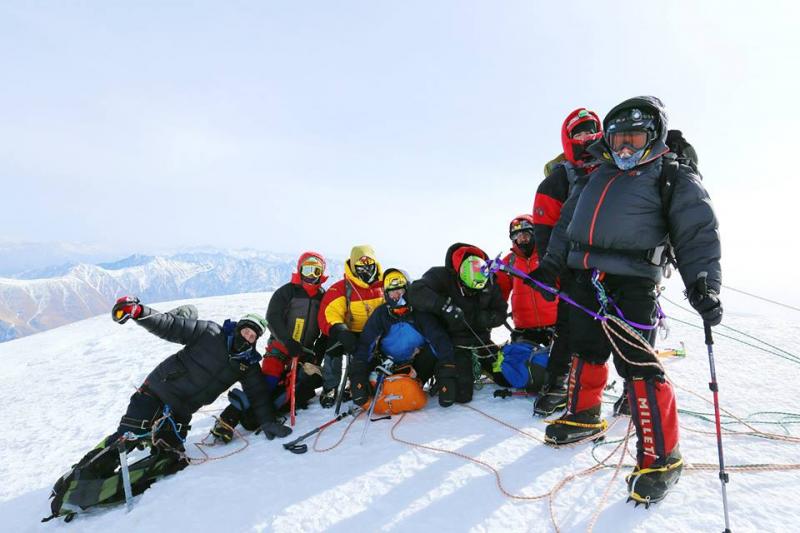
0,250,344,343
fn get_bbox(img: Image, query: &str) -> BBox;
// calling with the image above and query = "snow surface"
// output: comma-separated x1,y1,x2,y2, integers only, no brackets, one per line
1,289,799,532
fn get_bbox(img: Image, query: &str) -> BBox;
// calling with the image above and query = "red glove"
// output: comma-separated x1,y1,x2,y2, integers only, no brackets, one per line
112,296,142,324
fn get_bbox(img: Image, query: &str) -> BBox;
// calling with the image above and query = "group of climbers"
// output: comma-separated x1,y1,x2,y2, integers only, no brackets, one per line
45,95,722,521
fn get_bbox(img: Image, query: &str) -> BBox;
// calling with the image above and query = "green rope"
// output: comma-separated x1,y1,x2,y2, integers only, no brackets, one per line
469,351,483,390
603,389,800,437
666,315,800,366
661,295,800,364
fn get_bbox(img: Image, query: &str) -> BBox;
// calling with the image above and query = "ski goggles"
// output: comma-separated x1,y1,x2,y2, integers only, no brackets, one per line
569,119,598,138
510,219,534,235
607,130,650,152
299,259,324,279
511,220,534,232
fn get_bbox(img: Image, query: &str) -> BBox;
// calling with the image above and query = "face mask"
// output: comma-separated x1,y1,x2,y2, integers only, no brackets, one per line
354,262,378,283
612,147,647,170
232,332,252,353
517,239,535,256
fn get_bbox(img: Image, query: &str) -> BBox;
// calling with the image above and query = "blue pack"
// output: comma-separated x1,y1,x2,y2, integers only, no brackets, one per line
497,342,550,390
379,322,426,363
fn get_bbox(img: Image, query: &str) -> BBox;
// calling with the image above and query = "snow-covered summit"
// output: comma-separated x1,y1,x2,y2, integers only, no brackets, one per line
0,291,798,532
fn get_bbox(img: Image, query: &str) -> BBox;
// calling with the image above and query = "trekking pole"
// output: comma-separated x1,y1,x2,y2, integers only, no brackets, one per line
117,438,134,512
334,353,351,415
360,367,390,445
704,322,732,533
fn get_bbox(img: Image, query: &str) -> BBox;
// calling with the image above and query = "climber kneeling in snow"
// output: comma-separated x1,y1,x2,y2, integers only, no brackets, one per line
408,243,508,404
350,269,454,412
210,251,329,443
45,298,291,522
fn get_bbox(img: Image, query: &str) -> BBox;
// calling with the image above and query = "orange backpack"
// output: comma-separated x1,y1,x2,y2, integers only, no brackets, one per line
368,374,427,414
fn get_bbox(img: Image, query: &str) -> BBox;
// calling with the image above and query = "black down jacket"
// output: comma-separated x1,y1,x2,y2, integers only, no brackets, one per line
546,96,721,291
138,306,276,425
408,243,507,346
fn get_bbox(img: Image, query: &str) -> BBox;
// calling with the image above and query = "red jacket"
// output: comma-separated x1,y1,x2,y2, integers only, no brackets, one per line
495,246,557,330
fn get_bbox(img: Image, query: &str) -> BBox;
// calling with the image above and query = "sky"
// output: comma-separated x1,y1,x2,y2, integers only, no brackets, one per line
2,1,799,300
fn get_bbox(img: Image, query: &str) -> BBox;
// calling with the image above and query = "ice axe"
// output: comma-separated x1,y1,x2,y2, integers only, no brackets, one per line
359,364,393,445
282,407,361,454
117,437,135,512
288,356,298,427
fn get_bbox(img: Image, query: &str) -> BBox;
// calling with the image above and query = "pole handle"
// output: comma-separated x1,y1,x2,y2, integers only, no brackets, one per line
704,321,714,346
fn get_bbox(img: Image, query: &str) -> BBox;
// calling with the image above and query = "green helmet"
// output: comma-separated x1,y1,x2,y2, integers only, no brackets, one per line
237,313,268,338
459,255,488,290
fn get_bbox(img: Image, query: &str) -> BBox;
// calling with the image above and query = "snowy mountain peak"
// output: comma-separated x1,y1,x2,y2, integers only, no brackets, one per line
0,251,343,343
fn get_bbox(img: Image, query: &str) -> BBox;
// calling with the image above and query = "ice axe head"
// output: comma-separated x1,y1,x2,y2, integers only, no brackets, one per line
283,442,308,454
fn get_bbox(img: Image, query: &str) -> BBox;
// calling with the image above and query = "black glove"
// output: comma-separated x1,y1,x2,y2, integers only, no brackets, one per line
525,258,560,302
332,325,358,354
436,363,458,408
260,421,292,441
687,276,723,326
475,311,498,331
284,339,304,358
439,297,464,329
349,359,372,406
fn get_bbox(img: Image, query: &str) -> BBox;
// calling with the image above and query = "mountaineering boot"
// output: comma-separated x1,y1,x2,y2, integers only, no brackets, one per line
319,388,337,408
626,447,683,507
626,376,682,506
613,387,630,417
544,404,606,445
210,404,241,444
320,387,350,408
533,373,568,416
544,356,608,445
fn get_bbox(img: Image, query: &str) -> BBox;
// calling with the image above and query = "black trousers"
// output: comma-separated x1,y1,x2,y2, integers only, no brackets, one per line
113,386,191,450
322,334,361,390
568,271,662,380
453,348,475,403
546,270,574,379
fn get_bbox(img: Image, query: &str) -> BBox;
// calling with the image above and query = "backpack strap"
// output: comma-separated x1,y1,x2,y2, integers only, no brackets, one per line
659,154,681,268
343,280,353,328
659,153,680,220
